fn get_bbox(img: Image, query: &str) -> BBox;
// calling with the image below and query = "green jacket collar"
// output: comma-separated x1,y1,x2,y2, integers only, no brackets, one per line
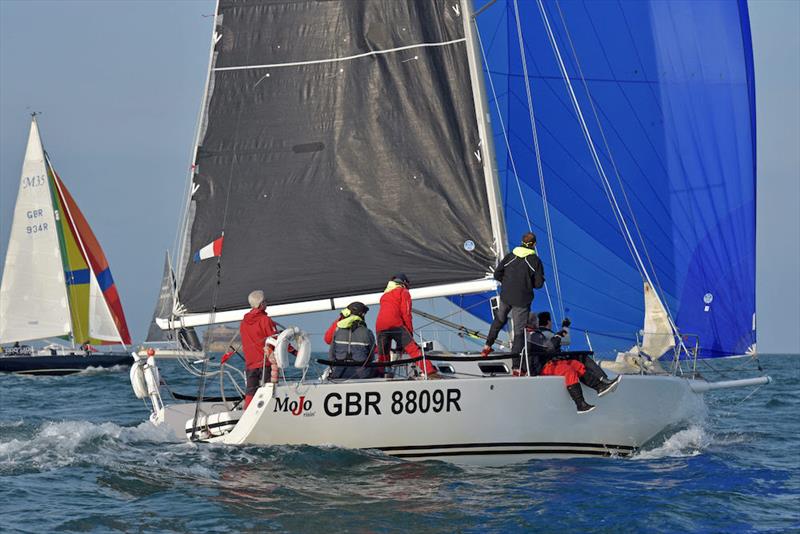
384,281,404,293
337,315,364,329
512,246,536,258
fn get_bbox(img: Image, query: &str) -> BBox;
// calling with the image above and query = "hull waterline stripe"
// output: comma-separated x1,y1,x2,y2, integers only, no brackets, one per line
393,448,633,459
214,38,467,72
186,419,240,433
376,441,636,452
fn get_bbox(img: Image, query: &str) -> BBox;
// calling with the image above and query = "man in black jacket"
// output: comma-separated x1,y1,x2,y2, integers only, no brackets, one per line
481,232,545,367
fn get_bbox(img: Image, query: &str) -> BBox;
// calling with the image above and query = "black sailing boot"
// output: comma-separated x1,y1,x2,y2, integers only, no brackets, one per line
580,367,622,398
566,384,595,414
597,375,622,397
581,356,609,381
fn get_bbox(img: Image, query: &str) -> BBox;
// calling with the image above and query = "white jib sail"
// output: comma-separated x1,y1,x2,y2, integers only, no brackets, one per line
88,270,122,343
639,282,675,359
0,119,71,343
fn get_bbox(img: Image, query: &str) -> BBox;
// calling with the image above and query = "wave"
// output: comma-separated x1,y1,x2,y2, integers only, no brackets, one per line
76,364,129,376
0,419,178,474
634,425,712,459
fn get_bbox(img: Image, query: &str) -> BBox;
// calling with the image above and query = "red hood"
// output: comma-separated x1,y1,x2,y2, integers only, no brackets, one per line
243,308,268,324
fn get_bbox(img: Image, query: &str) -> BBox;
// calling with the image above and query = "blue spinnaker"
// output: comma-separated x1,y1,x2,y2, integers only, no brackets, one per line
454,0,756,359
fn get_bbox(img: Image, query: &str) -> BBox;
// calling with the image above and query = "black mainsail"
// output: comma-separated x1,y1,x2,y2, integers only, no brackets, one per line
173,0,505,325
146,253,175,342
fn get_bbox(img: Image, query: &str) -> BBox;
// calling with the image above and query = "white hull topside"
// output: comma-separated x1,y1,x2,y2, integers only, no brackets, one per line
154,372,706,466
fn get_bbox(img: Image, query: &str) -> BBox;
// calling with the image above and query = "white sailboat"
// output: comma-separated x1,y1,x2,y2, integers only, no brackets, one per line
132,0,770,464
0,116,132,374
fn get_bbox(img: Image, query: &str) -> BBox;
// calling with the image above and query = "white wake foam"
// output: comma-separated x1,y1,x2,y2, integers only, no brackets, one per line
0,419,177,470
635,425,712,459
76,364,128,376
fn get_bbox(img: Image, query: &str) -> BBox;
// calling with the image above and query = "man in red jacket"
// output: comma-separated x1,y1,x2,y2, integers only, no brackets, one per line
375,274,437,378
239,290,278,408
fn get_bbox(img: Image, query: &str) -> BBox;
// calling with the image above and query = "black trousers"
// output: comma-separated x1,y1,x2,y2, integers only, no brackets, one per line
246,367,269,398
485,299,529,355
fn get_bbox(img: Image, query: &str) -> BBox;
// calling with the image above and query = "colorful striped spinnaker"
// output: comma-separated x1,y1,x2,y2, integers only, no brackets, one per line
46,157,131,345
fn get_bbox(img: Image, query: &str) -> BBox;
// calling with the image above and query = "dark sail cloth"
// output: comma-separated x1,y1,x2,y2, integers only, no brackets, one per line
329,317,378,379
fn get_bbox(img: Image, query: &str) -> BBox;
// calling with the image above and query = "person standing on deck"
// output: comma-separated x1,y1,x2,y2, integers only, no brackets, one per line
375,273,438,378
239,290,278,408
481,232,545,368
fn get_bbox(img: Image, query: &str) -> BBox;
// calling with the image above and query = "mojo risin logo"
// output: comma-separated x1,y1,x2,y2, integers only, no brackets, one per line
274,395,313,416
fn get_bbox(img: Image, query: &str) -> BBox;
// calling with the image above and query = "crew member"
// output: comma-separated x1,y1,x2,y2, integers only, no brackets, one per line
481,232,545,368
328,301,379,379
530,311,621,414
239,290,278,408
536,311,612,383
375,273,438,378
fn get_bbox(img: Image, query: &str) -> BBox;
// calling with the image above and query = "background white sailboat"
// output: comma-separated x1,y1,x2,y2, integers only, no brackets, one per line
0,116,131,374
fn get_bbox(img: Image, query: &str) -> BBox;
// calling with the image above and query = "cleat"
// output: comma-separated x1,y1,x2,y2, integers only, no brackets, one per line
597,375,622,398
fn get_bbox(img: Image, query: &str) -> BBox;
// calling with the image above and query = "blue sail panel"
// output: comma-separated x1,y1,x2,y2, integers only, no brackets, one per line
455,0,756,359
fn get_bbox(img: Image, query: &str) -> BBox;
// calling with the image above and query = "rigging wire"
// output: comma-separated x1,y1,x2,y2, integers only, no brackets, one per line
552,0,673,327
512,0,566,323
474,17,558,320
535,0,648,282
535,0,693,359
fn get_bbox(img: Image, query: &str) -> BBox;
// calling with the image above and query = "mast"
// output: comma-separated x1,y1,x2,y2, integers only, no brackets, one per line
460,0,508,260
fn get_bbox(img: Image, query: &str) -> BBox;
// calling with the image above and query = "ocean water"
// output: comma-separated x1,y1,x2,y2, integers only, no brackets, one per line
1,354,797,533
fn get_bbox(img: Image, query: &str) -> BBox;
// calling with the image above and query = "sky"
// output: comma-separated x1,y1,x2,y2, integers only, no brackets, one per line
1,0,798,354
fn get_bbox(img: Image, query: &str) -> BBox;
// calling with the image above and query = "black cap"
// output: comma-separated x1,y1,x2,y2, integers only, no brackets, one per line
391,273,410,286
346,301,369,317
537,311,551,326
522,232,537,248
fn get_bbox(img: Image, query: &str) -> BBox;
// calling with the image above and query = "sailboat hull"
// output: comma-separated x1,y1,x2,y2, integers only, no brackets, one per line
157,374,704,466
0,352,131,375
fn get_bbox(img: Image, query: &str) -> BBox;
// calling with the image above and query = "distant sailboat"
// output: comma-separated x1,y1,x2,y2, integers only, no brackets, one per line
138,251,203,360
0,115,132,375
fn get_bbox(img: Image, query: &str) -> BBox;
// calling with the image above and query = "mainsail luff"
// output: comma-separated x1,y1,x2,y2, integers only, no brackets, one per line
174,0,505,322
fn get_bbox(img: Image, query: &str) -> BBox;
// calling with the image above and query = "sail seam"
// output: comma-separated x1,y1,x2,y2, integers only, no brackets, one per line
213,38,467,72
